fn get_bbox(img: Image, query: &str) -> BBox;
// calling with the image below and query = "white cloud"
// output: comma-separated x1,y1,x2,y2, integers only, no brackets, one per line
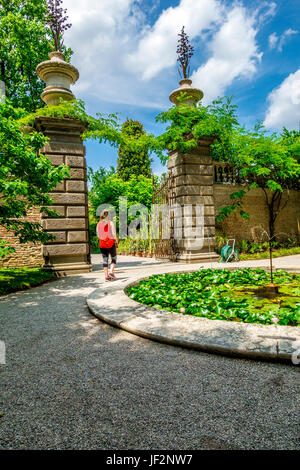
191,6,262,104
256,1,276,25
268,28,298,51
264,68,300,129
278,28,298,51
126,0,223,80
268,32,278,49
60,0,272,111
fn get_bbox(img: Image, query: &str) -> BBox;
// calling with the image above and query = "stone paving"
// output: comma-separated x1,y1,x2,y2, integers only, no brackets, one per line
0,255,299,449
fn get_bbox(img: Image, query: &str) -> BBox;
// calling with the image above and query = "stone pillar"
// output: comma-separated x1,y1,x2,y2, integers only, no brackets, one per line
35,51,92,274
35,117,92,275
167,79,219,263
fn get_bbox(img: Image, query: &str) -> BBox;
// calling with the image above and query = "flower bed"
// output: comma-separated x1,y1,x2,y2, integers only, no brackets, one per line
127,268,300,326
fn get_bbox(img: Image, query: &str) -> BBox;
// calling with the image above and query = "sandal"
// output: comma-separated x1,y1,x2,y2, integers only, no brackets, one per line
109,272,116,279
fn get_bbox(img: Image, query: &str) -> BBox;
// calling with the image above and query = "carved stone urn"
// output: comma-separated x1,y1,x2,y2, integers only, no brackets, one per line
36,51,79,106
169,78,203,106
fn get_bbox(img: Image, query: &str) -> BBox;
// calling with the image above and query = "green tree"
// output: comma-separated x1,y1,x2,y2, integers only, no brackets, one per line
226,125,300,238
0,101,69,258
88,167,154,251
117,119,152,181
88,168,153,217
0,0,72,111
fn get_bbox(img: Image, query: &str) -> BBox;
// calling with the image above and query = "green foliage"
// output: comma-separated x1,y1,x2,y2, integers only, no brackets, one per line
88,167,154,216
88,167,155,251
128,268,300,326
0,240,15,259
117,119,152,180
215,232,299,256
0,0,72,111
155,96,239,163
19,98,122,146
157,96,300,234
0,100,69,258
239,246,300,260
0,267,54,295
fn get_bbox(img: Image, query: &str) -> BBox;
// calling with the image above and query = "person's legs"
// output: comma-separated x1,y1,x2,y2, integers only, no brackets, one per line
100,248,111,280
109,244,117,278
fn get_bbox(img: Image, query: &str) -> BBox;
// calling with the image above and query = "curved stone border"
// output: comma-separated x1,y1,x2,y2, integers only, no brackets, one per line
87,271,300,362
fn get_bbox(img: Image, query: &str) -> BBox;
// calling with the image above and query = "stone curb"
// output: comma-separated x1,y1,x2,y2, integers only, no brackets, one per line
86,269,300,363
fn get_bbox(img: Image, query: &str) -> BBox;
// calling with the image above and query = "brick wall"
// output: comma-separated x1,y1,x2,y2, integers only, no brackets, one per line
214,185,300,241
0,207,44,268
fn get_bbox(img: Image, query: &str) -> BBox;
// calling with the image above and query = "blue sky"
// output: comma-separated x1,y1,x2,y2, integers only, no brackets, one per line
63,0,300,175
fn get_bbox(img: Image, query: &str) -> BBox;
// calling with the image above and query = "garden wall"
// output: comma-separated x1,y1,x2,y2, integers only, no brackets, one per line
214,185,300,241
0,207,44,268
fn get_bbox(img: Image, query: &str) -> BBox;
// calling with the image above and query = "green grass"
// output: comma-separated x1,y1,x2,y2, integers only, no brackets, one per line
239,246,300,260
0,268,55,296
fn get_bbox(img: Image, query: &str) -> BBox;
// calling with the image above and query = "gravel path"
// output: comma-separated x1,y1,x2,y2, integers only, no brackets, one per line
0,255,299,450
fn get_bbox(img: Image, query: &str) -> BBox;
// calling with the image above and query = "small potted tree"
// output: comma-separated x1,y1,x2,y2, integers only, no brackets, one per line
130,239,136,256
136,237,144,257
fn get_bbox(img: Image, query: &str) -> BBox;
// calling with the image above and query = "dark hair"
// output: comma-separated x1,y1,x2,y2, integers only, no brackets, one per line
100,210,109,220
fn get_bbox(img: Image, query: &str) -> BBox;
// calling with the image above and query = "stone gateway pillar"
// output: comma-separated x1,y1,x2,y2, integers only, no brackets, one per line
35,52,92,275
167,79,219,263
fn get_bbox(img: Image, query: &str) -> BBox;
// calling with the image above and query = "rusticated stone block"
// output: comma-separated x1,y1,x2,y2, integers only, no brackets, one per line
168,153,212,168
50,193,86,205
66,206,86,217
45,155,65,166
65,156,85,167
175,237,215,250
174,206,215,217
67,231,88,242
44,206,65,216
54,181,65,192
43,218,87,230
43,244,88,256
175,174,213,186
183,226,216,237
173,185,213,197
42,142,85,156
176,195,214,205
47,231,67,243
66,180,85,192
69,168,85,179
171,164,213,177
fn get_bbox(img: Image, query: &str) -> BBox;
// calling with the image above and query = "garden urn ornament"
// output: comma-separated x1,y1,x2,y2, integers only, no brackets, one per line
169,78,203,106
36,51,79,106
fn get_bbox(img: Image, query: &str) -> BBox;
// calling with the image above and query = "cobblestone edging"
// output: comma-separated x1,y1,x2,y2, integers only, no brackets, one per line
87,269,300,363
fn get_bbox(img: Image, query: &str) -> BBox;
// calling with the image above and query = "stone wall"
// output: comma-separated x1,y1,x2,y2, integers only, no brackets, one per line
0,207,44,268
214,185,300,241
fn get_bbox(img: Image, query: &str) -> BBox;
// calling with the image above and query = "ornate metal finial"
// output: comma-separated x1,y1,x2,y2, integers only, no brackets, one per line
169,26,203,106
177,26,194,79
46,0,72,52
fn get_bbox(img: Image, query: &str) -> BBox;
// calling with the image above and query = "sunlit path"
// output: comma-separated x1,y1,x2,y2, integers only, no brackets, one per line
0,255,299,450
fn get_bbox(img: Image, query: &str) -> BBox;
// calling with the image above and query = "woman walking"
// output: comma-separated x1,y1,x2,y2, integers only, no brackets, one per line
97,210,118,281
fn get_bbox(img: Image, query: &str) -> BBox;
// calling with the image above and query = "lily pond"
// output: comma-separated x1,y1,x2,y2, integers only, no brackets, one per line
127,268,300,326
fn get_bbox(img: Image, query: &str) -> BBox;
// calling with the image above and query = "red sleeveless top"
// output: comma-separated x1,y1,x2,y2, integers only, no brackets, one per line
97,221,115,249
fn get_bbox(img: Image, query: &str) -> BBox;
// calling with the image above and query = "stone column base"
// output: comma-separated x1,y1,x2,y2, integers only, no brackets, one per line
43,261,92,276
175,252,219,264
